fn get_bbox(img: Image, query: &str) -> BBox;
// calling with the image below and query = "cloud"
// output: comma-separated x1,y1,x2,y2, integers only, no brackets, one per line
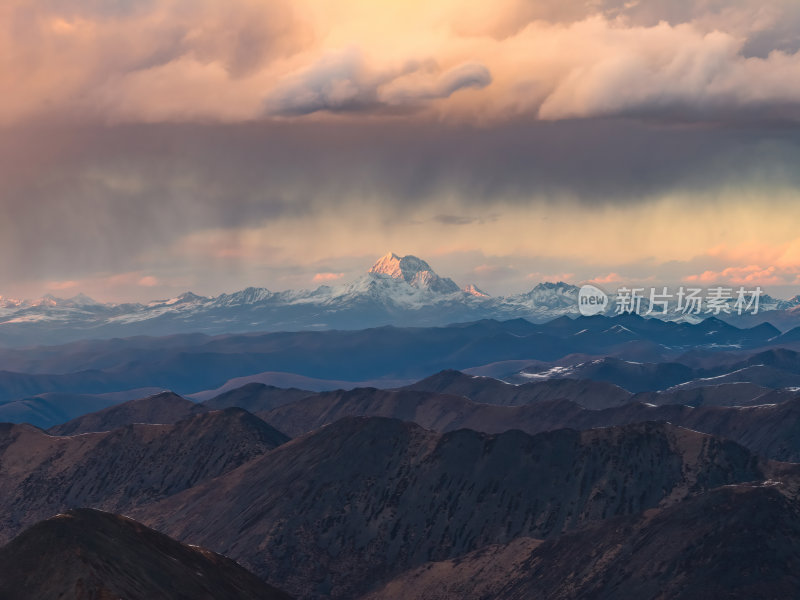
0,0,312,123
4,1,800,301
6,0,800,125
526,272,576,282
684,265,791,286
313,272,345,282
432,214,500,226
48,280,79,290
138,275,159,287
3,116,800,298
432,215,477,226
692,237,800,286
31,271,187,303
265,49,491,116
105,271,165,287
532,19,800,121
468,263,524,286
590,273,624,284
378,62,492,106
264,48,383,116
450,0,800,55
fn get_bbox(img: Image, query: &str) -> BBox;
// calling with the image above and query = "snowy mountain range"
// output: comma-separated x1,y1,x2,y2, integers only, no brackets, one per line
1,252,799,346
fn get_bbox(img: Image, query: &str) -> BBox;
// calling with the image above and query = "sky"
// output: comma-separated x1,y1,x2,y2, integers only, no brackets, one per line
3,0,800,301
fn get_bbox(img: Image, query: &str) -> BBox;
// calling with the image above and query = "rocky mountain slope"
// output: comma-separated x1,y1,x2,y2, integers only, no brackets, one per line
257,383,800,461
406,368,796,408
49,390,204,435
203,382,313,412
0,508,291,600
365,483,800,600
0,408,288,543
135,417,777,599
0,387,164,430
402,369,631,408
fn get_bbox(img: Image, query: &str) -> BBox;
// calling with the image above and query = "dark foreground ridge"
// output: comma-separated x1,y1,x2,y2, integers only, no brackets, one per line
0,508,292,600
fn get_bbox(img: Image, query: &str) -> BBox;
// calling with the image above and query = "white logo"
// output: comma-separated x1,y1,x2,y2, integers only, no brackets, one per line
578,284,608,316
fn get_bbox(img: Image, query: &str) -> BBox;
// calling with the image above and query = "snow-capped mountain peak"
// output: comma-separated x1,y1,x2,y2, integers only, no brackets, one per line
0,296,24,309
464,284,490,298
532,281,578,294
31,294,60,308
369,252,434,282
154,292,209,307
63,293,101,308
1,255,798,345
212,287,272,307
503,281,580,311
368,252,460,294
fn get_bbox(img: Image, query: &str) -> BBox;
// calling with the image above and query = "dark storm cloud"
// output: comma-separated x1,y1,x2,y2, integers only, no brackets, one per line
433,215,480,226
2,116,800,284
432,214,500,226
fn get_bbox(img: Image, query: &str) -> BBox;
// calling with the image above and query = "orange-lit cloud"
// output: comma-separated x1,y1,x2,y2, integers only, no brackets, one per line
690,236,800,286
2,1,800,124
590,273,623,284
313,272,345,282
685,265,795,286
138,275,159,287
34,272,180,302
47,280,79,290
526,272,575,282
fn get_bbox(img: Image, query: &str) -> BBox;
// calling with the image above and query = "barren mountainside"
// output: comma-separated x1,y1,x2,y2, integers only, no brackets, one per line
135,416,778,599
366,483,800,600
48,390,205,435
0,408,289,543
402,369,632,408
258,385,800,461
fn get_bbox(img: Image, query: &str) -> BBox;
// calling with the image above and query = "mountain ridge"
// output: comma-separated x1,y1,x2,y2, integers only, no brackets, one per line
2,252,797,345
135,416,777,599
0,408,289,544
364,483,800,600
